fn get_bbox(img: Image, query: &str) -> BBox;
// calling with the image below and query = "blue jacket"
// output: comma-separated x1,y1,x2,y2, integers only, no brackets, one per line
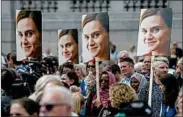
161,104,177,117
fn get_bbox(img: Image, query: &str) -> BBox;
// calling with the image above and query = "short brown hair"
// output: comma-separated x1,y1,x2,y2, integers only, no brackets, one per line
11,98,39,115
16,10,42,33
140,8,172,28
59,29,78,44
82,12,109,33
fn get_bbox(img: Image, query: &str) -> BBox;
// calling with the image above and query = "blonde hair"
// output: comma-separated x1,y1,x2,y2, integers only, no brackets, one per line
74,63,86,77
109,83,137,109
152,56,169,68
29,75,63,102
177,57,183,65
71,92,85,114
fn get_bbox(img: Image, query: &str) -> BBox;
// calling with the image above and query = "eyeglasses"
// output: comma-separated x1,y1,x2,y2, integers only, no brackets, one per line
10,113,22,116
87,65,95,68
40,103,68,111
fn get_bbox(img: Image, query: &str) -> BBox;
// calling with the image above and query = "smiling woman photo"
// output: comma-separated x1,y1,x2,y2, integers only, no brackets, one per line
16,10,42,61
137,8,172,56
82,12,110,62
58,29,78,64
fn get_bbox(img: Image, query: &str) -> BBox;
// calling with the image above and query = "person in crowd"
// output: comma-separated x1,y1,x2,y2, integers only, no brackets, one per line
128,45,138,63
152,56,169,117
176,86,183,117
6,52,15,68
116,51,130,78
2,54,8,68
109,83,137,116
117,50,129,64
70,85,81,93
139,8,172,56
174,57,183,88
118,57,147,86
110,64,123,82
134,62,143,73
82,12,110,62
29,75,64,103
172,41,183,59
10,98,39,116
74,64,87,96
8,52,26,73
16,10,42,60
118,57,134,85
130,72,148,99
39,86,78,116
1,68,16,116
85,71,116,116
169,46,178,69
58,29,79,64
85,60,96,96
58,61,74,75
42,48,53,58
139,56,169,117
99,60,115,72
42,55,59,74
159,74,179,117
86,59,96,75
141,55,151,80
72,92,86,116
74,64,86,81
60,71,80,87
110,44,118,64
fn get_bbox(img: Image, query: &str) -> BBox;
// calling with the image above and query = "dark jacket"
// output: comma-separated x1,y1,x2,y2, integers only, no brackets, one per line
1,90,13,116
85,91,117,117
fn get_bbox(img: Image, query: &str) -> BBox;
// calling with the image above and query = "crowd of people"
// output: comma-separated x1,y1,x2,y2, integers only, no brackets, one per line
1,7,182,117
1,43,183,117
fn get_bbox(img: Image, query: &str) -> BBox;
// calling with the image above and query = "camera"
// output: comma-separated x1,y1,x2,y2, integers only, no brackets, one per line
42,56,58,74
118,101,152,116
12,59,44,99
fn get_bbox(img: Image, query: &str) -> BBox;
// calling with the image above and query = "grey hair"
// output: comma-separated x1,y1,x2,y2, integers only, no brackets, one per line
152,56,169,68
134,62,143,73
177,57,183,65
29,75,61,102
117,50,129,59
74,63,86,77
44,86,73,110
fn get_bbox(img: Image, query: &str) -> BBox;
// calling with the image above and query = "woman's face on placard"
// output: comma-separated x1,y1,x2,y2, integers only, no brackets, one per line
83,20,109,59
140,15,171,52
59,34,78,62
17,17,41,59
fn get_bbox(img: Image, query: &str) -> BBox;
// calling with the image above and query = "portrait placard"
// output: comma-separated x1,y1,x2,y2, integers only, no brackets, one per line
137,8,172,56
58,29,79,65
81,12,110,63
16,10,42,61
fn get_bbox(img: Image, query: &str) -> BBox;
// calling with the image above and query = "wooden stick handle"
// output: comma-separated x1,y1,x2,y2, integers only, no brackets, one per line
96,61,100,100
148,56,155,107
